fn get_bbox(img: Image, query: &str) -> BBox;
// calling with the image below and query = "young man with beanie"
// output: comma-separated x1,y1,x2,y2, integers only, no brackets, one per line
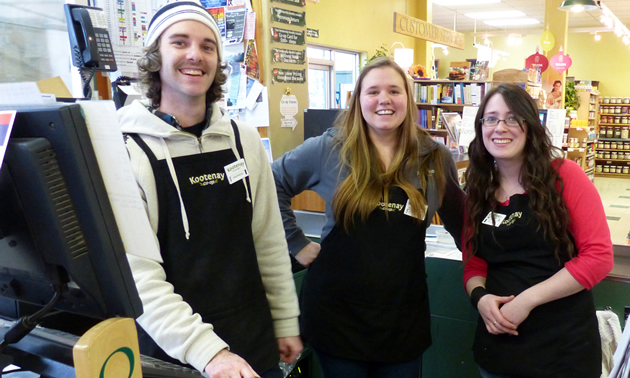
117,1,302,377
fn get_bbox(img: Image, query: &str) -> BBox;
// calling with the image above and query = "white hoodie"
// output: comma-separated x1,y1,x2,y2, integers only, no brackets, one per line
118,99,300,372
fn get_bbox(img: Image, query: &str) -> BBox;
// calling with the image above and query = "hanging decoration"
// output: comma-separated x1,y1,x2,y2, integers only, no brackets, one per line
549,47,573,74
541,29,555,52
525,47,549,73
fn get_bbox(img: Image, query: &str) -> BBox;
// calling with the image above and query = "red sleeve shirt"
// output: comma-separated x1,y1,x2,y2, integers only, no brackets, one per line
463,159,613,290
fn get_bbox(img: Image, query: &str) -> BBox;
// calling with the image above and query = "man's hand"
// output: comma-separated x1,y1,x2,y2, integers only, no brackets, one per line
295,242,320,267
277,336,303,364
204,349,260,378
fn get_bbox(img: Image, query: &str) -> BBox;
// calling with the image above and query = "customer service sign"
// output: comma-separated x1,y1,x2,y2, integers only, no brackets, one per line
394,12,465,50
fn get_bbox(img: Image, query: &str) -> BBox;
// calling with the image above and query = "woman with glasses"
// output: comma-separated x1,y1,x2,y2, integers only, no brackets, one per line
463,83,613,378
271,57,464,377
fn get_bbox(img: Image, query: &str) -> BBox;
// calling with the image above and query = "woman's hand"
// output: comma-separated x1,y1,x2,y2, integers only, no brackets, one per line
477,294,519,336
499,293,536,328
295,242,321,267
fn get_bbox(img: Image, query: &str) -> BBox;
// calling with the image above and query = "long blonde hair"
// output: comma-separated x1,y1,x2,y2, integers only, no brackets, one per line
332,57,446,229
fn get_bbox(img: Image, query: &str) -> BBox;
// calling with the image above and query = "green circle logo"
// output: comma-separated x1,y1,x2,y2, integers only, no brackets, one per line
99,347,135,378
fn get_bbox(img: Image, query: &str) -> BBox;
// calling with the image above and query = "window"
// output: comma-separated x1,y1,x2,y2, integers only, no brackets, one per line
307,46,359,109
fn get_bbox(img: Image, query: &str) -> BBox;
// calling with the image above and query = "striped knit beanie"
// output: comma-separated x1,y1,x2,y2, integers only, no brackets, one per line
145,0,222,62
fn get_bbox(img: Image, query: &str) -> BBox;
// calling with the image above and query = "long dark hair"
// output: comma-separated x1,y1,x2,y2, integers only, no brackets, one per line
463,83,574,262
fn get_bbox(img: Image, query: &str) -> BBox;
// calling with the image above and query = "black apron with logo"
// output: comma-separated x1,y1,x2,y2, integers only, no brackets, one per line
128,122,277,373
301,186,432,363
473,194,600,378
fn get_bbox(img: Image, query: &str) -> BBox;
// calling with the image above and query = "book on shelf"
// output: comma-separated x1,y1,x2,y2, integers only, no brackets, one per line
441,83,454,104
441,112,462,150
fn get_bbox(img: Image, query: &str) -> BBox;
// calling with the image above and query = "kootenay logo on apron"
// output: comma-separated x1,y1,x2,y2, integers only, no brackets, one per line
377,201,405,212
189,172,225,186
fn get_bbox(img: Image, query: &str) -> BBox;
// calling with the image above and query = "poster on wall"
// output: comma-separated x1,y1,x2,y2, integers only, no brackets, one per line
272,68,306,84
271,27,305,45
226,6,247,44
272,48,305,64
270,0,306,7
280,94,299,130
271,7,306,26
245,40,260,80
208,7,227,40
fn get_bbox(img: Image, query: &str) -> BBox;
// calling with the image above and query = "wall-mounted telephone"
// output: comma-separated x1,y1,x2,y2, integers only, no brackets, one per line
64,4,117,72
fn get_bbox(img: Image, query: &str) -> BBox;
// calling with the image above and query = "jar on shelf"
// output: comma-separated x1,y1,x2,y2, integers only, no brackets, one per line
617,166,623,174
623,118,629,124
603,107,610,114
625,142,630,150
623,127,629,139
618,97,624,104
598,152,604,159
611,141,618,149
615,128,622,138
611,98,617,104
624,97,630,104
612,151,619,160
607,127,615,137
617,106,623,114
622,107,629,114
603,97,610,104
604,165,611,173
604,142,611,149
604,152,611,159
599,128,607,138
596,165,603,173
624,166,630,174
615,116,622,124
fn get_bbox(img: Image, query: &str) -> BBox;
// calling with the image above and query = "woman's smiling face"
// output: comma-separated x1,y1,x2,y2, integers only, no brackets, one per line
481,93,527,165
359,66,408,140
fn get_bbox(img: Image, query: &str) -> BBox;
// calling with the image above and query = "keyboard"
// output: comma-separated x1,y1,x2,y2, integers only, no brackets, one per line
0,318,203,377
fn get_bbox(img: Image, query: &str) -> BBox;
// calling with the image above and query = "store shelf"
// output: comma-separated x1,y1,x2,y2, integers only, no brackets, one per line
598,137,630,141
416,103,474,108
594,173,630,178
595,158,630,162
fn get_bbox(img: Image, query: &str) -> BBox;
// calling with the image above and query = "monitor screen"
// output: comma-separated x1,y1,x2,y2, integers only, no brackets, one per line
539,109,548,127
0,103,142,321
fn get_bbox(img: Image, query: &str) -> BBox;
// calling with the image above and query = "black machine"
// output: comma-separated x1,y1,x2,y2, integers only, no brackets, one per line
0,103,144,374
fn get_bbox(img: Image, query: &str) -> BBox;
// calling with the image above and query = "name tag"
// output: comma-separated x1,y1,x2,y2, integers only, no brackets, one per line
224,159,249,185
404,199,427,220
482,212,506,227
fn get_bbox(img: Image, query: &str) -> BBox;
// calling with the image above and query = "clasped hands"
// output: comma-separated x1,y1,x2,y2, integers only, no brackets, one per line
477,293,534,336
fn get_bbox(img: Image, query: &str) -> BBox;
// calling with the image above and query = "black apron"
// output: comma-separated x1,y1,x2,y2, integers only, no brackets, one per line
301,186,431,363
128,121,277,373
473,194,600,378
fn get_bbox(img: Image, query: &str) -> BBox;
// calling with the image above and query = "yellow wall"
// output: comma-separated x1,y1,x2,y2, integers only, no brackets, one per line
433,31,630,97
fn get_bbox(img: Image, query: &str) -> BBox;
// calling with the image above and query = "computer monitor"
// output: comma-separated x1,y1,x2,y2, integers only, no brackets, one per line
0,103,142,322
539,109,548,127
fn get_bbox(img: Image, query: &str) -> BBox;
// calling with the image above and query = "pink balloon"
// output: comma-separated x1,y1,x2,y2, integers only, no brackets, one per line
525,52,549,73
550,52,573,74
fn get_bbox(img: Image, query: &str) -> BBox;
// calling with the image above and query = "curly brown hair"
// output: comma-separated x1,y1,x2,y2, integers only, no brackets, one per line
463,83,574,263
137,38,228,109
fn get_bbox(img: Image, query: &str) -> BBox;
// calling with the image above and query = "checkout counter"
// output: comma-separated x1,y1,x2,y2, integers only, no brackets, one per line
291,211,630,378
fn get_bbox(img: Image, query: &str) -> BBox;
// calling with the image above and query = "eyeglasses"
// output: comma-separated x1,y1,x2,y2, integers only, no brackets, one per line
480,117,522,128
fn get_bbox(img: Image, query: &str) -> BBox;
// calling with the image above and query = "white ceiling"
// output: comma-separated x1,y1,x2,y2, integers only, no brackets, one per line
432,0,630,35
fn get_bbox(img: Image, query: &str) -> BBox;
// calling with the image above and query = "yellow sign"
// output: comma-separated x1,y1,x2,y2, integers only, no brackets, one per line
393,12,465,50
541,30,555,52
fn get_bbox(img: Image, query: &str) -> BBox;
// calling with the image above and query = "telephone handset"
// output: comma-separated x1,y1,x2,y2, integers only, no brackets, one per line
64,4,117,72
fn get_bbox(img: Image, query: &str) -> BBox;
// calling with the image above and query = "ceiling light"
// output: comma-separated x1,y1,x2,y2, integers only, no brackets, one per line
594,32,601,41
465,11,525,20
484,18,540,27
558,0,598,12
433,0,501,6
442,47,449,55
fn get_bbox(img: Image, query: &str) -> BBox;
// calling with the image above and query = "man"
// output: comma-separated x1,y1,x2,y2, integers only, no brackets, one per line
117,1,302,377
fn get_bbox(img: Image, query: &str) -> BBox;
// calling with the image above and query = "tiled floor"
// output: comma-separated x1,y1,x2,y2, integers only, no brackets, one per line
593,177,630,245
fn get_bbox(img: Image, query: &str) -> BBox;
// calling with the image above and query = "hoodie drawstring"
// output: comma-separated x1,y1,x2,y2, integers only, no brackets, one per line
160,138,191,240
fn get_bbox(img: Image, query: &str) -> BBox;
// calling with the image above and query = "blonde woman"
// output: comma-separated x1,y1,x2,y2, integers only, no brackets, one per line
272,57,464,377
